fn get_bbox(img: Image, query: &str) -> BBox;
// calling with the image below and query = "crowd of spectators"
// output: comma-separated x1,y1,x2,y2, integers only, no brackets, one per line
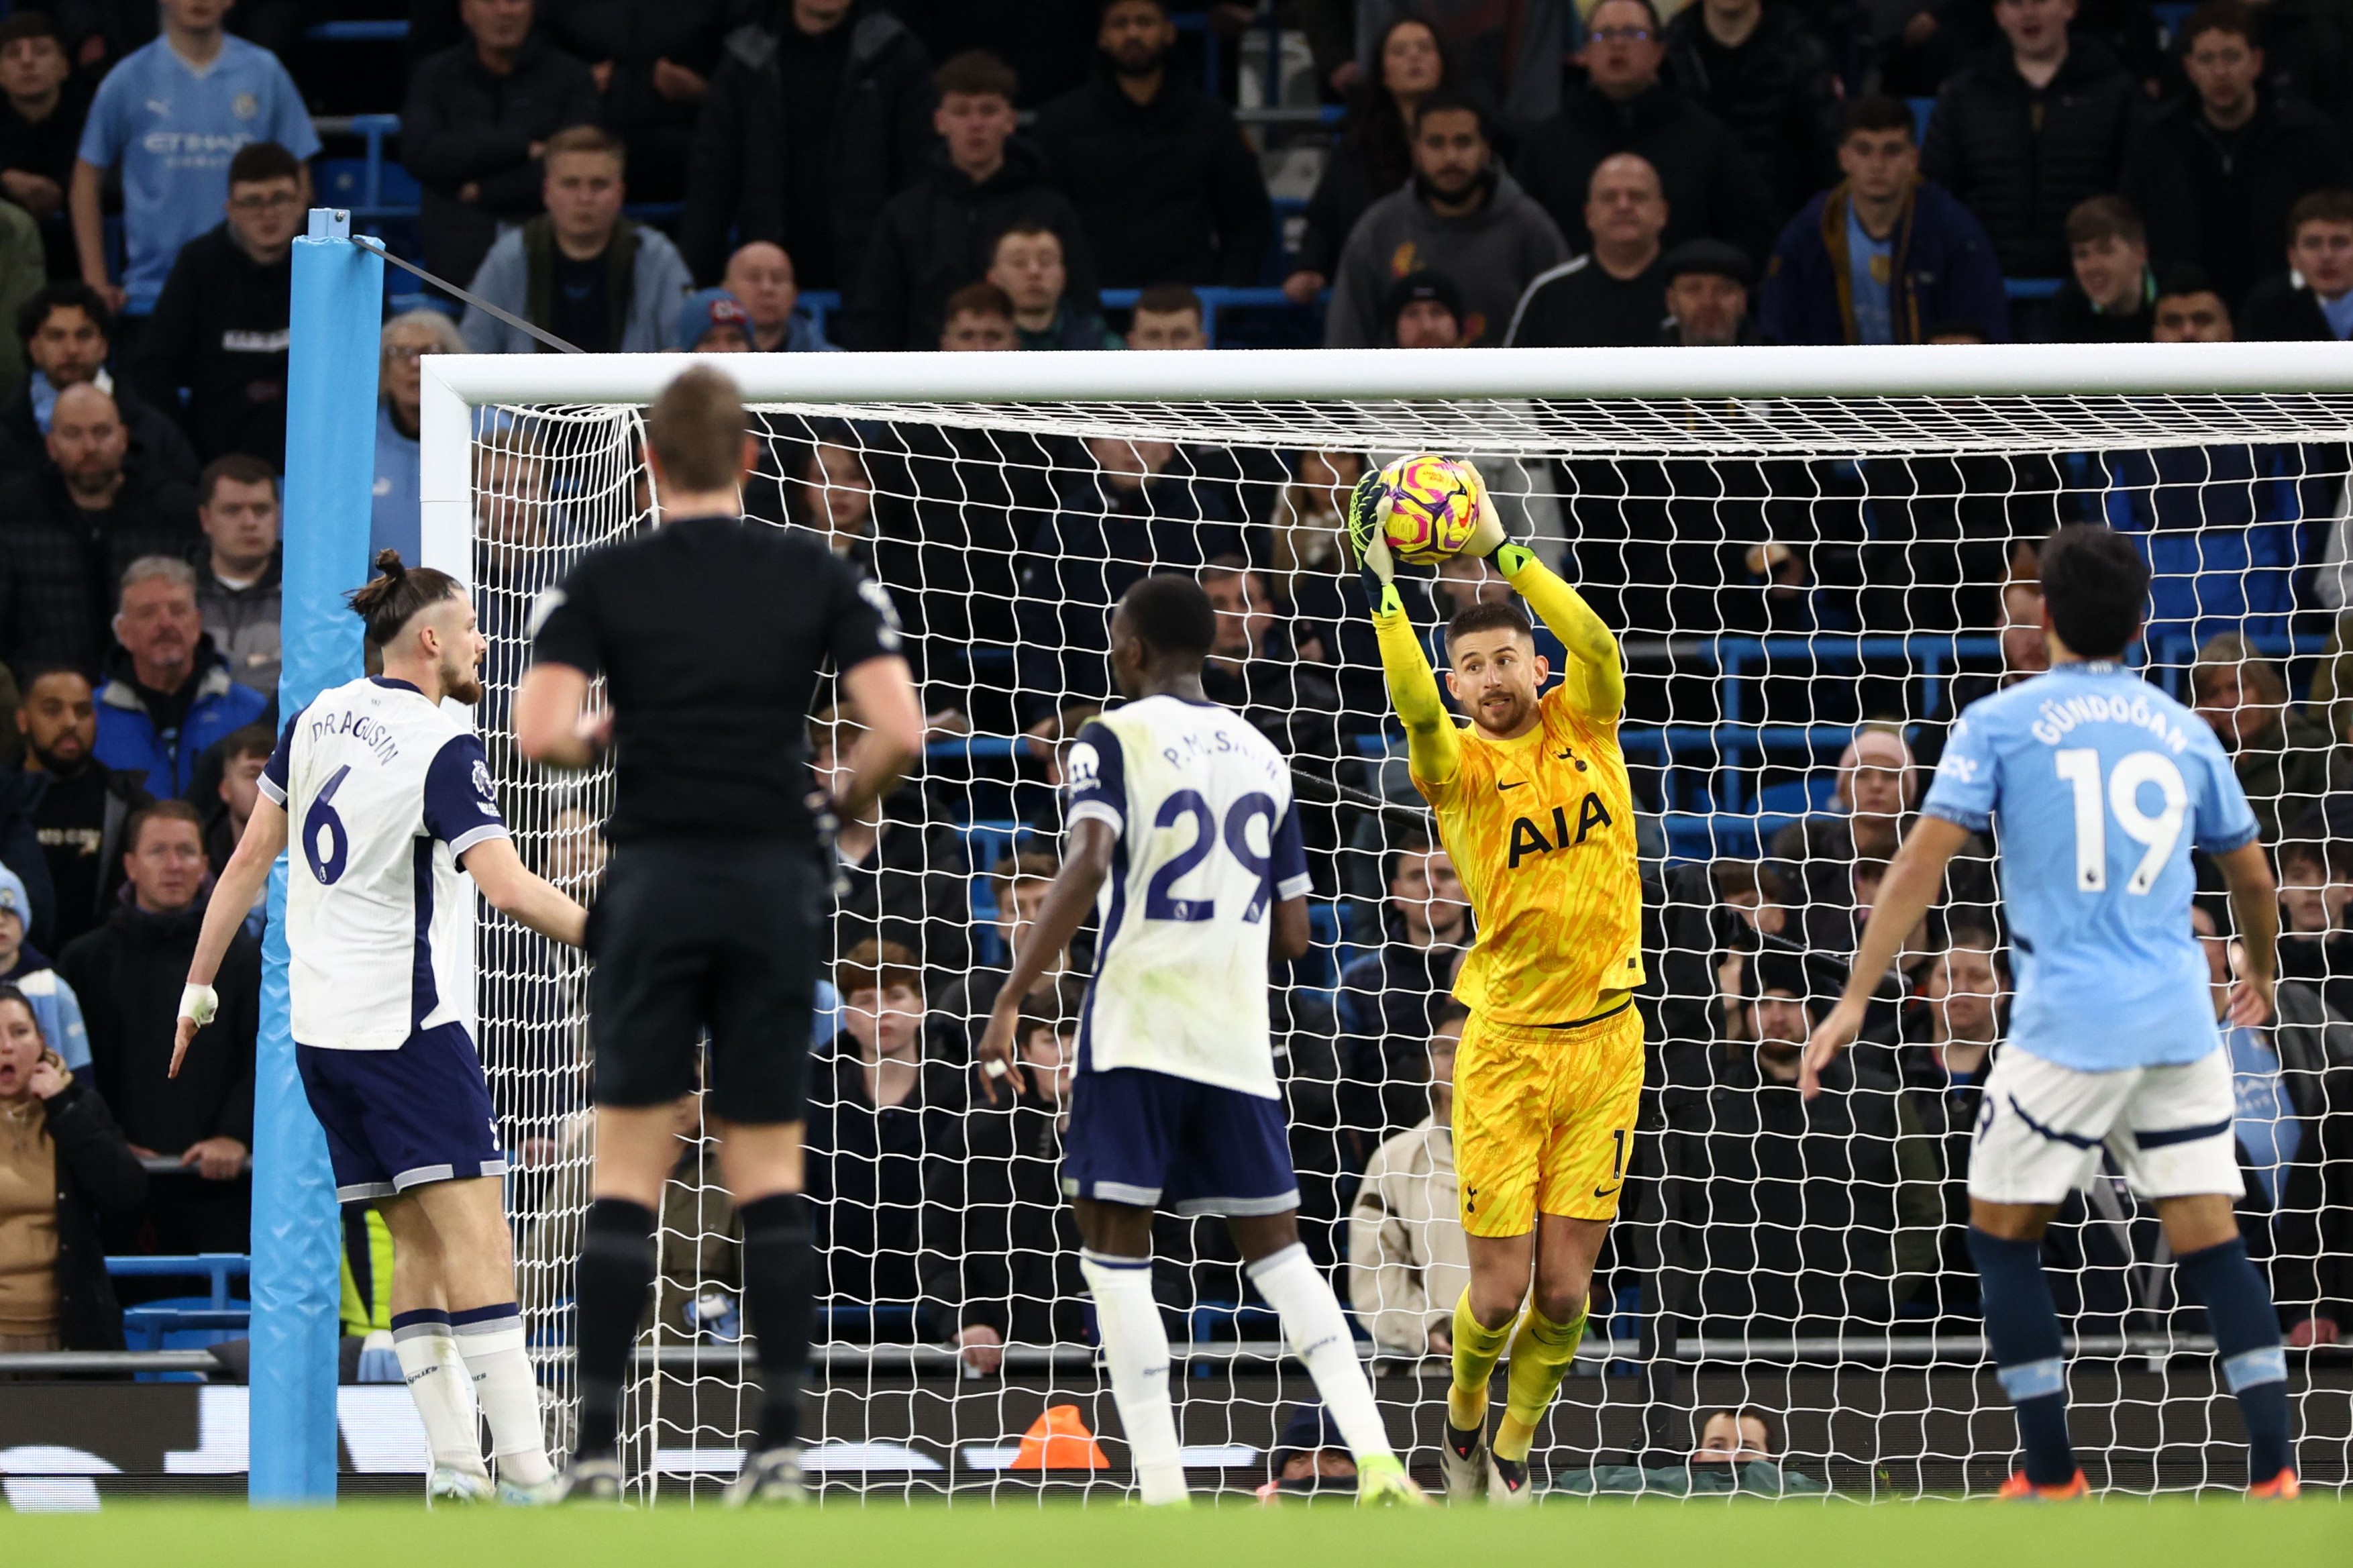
0,0,2348,1391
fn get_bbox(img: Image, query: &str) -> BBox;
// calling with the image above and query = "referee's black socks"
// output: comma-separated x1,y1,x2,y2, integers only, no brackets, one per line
738,1191,815,1455
574,1197,658,1460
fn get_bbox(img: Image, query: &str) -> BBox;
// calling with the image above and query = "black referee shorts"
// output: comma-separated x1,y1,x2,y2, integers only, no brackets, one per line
586,839,821,1125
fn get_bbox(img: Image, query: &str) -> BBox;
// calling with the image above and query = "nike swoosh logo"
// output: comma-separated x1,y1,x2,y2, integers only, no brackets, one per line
1496,780,1526,792
1591,1183,1623,1199
1556,748,1575,759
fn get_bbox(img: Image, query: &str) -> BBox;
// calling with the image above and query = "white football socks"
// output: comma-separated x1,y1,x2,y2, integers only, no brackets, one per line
390,1312,485,1477
451,1304,554,1486
1081,1250,1188,1504
1247,1243,1396,1465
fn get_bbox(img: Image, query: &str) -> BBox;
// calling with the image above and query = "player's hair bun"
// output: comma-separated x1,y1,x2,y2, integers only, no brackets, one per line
346,550,462,649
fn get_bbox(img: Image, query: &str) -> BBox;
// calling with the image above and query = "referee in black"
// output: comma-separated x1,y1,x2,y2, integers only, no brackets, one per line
515,365,923,1503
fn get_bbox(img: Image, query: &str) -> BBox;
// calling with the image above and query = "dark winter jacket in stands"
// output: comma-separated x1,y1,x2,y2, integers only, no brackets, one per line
399,33,604,292
1666,1042,1937,1337
1292,110,1411,280
802,1035,965,1313
60,898,258,1159
0,70,92,278
1759,179,2010,344
1663,3,1841,225
1031,62,1273,288
21,1067,146,1350
1919,39,2143,279
838,140,1100,351
125,224,291,468
537,0,740,203
678,7,935,287
829,785,974,985
0,759,148,953
917,1080,1088,1344
1511,83,1775,262
0,462,199,674
1504,252,1671,347
2124,92,2352,314
0,376,195,485
1013,452,1247,719
2240,270,2352,340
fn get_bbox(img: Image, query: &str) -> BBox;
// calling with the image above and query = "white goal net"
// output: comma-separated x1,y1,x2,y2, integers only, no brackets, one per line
424,346,2353,1502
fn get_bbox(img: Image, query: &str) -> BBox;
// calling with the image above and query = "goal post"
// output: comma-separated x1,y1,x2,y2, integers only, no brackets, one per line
399,342,2353,1500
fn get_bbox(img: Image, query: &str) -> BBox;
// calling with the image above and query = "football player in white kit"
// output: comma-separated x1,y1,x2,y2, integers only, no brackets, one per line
977,574,1424,1507
172,552,588,1504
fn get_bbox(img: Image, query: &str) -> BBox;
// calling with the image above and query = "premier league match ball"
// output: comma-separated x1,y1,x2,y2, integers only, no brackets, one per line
1376,453,1486,566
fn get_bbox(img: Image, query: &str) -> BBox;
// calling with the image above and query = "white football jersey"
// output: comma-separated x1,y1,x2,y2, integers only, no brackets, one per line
261,676,509,1051
1063,694,1312,1098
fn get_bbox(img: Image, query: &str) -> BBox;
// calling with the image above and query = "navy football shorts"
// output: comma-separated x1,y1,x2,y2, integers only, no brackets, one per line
1061,1065,1300,1216
297,1021,507,1202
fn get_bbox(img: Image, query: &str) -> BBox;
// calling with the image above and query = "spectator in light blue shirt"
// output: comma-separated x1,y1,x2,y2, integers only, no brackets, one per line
371,309,467,568
68,0,317,316
0,862,89,1072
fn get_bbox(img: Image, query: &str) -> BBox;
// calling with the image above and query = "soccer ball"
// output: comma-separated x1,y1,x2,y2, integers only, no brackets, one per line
1376,454,1485,566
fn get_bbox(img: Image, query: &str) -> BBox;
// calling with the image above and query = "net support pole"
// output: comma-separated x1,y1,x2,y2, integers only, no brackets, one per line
252,207,380,1506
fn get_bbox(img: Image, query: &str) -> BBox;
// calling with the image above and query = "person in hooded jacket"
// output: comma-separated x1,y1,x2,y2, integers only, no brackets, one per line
1325,91,1566,348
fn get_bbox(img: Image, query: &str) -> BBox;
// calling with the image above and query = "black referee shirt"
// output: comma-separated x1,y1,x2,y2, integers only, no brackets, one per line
529,513,900,845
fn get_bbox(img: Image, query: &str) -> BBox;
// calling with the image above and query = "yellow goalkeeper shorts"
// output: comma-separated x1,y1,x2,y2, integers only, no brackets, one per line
1453,999,1645,1238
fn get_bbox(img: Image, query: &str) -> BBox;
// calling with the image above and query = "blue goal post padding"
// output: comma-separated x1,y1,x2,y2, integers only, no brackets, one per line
252,209,381,1506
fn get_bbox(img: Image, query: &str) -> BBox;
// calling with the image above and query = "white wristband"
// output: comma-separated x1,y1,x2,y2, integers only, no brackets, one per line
178,983,219,1029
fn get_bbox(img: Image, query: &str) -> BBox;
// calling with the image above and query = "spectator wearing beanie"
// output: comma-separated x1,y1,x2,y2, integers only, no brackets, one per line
2241,188,2353,339
1919,0,2143,280
1504,154,1669,348
1512,0,1773,263
841,50,1099,352
1760,97,2009,345
675,288,753,352
2053,195,2155,343
127,141,300,469
2125,1,2350,314
1032,0,1271,289
1660,238,1759,345
400,0,600,295
0,862,89,1070
1385,270,1466,348
1663,0,1842,227
1326,92,1566,348
678,0,934,291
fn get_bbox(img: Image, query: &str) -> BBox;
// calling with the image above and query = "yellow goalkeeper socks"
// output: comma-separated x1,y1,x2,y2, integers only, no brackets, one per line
1448,1290,1511,1432
1494,1305,1587,1463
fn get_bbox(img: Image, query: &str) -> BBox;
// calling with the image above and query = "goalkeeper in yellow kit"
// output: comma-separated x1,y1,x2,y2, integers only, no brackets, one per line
1353,470,1644,1504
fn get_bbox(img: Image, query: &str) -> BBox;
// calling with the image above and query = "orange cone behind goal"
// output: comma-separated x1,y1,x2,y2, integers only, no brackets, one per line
1011,1404,1109,1469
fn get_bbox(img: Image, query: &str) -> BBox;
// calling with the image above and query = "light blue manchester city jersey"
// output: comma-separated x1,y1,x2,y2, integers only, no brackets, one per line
1920,661,2260,1072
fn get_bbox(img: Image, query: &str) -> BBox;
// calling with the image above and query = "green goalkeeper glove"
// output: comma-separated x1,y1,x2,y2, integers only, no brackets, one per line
1345,470,1404,614
1454,462,1533,575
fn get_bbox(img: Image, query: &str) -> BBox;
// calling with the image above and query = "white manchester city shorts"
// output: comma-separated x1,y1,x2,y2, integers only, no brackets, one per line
1967,1045,2238,1206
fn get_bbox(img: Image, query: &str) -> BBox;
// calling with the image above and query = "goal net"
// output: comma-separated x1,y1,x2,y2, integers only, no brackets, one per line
424,346,2353,1502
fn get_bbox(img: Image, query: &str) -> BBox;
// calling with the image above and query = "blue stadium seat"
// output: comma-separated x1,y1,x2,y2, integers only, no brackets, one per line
107,1255,251,1379
820,1302,917,1341
1906,97,1935,141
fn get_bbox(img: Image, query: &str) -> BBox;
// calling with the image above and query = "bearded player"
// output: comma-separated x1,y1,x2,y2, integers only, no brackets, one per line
1355,469,1643,1503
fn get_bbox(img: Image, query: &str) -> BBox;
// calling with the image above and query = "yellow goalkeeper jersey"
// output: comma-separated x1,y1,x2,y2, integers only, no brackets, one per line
1373,558,1645,1027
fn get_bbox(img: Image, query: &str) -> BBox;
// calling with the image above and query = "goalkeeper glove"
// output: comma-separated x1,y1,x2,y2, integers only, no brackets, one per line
1344,470,1403,614
1455,468,1535,576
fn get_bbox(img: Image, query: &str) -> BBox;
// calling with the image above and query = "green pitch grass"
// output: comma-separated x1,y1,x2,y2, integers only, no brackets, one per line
12,1494,2346,1568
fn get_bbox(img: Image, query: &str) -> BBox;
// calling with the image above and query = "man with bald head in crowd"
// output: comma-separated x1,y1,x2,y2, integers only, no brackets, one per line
0,379,199,673
1506,153,1673,347
724,242,833,352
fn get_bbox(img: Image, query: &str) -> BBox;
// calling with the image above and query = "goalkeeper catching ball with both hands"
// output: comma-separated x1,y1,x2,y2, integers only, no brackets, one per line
1354,457,1646,1504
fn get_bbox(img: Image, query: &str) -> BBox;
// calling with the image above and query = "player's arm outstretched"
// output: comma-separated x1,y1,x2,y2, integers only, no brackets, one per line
170,792,590,1079
1351,474,1464,790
